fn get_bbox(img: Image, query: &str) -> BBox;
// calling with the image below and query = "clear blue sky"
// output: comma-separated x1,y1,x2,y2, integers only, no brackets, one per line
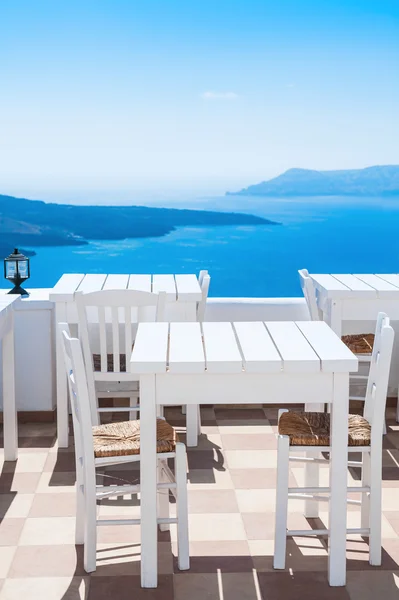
1,0,398,203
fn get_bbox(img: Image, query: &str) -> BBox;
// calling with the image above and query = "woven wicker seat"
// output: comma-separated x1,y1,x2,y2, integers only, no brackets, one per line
92,418,177,458
93,353,127,372
278,411,371,447
341,333,374,355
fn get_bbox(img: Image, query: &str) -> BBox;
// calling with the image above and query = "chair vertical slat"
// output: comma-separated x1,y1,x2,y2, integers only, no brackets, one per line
111,306,120,372
98,306,107,373
125,306,132,363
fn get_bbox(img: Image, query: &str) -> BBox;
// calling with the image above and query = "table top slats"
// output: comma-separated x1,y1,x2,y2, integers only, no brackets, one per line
202,322,243,372
295,321,358,372
374,274,399,290
174,274,202,301
233,322,282,372
51,273,201,300
128,275,152,293
102,274,129,290
310,274,351,294
331,274,377,295
130,321,357,375
130,322,169,374
76,274,107,294
49,274,85,301
152,275,177,300
265,321,320,372
168,322,205,373
353,274,399,294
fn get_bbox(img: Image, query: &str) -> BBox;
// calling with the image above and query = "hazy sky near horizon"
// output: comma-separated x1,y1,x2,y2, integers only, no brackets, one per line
1,0,399,203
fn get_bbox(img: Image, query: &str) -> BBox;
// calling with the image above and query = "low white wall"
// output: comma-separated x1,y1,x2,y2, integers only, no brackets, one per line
0,290,397,411
0,290,55,411
205,297,310,321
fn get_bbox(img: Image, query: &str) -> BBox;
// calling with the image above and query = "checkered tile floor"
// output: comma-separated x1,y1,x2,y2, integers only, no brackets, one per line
1,406,399,599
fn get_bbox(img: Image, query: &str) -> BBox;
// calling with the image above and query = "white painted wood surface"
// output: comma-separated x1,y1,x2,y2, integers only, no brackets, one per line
233,321,282,372
128,274,152,292
174,274,203,302
168,323,204,373
202,322,242,373
295,321,358,372
131,322,169,374
265,321,320,373
131,320,357,587
152,274,177,300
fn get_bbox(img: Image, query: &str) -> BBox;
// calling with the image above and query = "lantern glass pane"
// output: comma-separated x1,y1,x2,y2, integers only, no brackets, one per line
18,260,28,278
5,260,17,278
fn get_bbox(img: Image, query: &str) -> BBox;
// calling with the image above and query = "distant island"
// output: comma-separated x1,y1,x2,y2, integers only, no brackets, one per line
227,165,399,197
0,193,278,258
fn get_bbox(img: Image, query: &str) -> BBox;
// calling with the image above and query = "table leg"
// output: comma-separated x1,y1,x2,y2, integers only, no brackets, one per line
55,302,69,448
186,404,199,447
3,314,17,461
304,403,324,518
328,372,349,586
140,374,158,588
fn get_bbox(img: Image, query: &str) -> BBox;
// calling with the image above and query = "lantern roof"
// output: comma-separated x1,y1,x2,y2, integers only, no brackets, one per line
5,248,28,261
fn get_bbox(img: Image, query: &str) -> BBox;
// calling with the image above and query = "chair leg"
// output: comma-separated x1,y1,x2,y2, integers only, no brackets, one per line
369,446,382,566
186,404,199,447
83,474,97,573
361,452,371,530
273,435,290,570
157,461,170,532
304,450,320,518
75,464,85,545
175,443,190,571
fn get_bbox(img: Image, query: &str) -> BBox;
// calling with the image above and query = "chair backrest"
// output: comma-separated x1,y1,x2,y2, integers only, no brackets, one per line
59,324,96,486
77,288,166,374
76,288,166,422
363,312,394,440
197,270,211,322
298,268,320,321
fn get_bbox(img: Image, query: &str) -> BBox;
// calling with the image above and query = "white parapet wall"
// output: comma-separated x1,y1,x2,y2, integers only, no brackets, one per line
0,289,55,412
0,290,398,411
204,297,310,322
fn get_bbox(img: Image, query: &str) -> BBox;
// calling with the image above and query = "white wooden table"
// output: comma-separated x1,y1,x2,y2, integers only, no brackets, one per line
50,273,203,447
131,320,358,588
309,273,399,336
0,295,19,461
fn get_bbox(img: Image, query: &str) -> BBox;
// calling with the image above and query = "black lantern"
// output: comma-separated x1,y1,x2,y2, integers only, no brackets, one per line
4,248,30,296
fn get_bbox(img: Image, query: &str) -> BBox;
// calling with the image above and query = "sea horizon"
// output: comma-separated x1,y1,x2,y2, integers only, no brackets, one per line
20,194,399,297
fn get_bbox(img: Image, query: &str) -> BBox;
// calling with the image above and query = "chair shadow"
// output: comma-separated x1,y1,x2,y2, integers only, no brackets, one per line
0,459,17,524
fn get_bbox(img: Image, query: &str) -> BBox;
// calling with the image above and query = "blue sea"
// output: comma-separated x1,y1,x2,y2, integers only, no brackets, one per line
24,195,399,297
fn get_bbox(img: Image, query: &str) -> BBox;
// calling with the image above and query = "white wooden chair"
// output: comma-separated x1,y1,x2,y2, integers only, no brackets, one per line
76,289,166,425
299,268,381,424
273,312,394,570
59,323,189,574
